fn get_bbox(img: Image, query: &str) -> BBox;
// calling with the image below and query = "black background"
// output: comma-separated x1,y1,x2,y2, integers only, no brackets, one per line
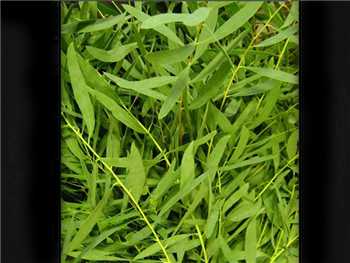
301,2,350,263
2,1,350,263
1,2,60,263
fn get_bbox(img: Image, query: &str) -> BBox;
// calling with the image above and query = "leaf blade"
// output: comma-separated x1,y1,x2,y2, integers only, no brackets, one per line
67,43,95,138
126,143,146,203
159,68,189,119
86,43,138,63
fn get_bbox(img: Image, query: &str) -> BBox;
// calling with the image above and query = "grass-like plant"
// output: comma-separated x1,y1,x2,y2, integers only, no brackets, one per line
61,1,299,262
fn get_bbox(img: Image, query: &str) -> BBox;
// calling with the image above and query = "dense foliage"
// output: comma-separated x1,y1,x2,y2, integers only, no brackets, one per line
61,1,299,262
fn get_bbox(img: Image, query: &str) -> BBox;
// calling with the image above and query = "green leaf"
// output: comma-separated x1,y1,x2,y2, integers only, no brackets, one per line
223,183,249,214
141,7,210,29
218,235,240,263
79,14,126,33
86,43,138,62
232,79,275,97
194,7,218,60
255,25,298,47
245,218,257,263
207,135,231,169
67,43,95,138
105,73,172,100
105,74,176,90
65,189,111,253
66,137,85,160
68,249,128,261
228,101,256,136
190,61,232,109
74,226,124,261
205,200,222,238
126,226,152,246
87,87,145,133
222,155,275,172
106,119,120,158
227,200,261,222
211,2,262,42
134,235,189,260
245,67,298,84
225,99,241,117
62,20,93,34
126,143,146,203
230,126,250,162
192,30,247,83
77,55,119,102
145,45,195,65
159,67,189,119
207,1,234,9
250,80,281,128
287,130,299,159
180,142,195,190
208,103,233,133
149,162,178,207
263,192,284,228
272,137,280,171
123,4,184,46
282,1,299,29
159,172,209,216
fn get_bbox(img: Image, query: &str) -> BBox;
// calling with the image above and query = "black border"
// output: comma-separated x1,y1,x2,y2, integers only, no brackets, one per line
301,1,350,263
1,2,60,263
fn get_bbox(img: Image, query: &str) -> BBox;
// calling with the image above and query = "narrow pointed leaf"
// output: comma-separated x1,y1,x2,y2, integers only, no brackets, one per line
180,142,195,190
190,61,232,109
212,2,262,42
65,189,111,253
87,88,145,133
287,130,299,159
146,45,194,65
246,67,298,84
141,7,210,29
245,218,257,263
67,43,95,138
159,68,189,119
104,73,170,100
194,7,218,60
207,135,231,169
105,74,177,90
123,4,184,46
251,80,281,127
79,14,126,33
255,25,298,47
86,43,138,62
134,235,189,260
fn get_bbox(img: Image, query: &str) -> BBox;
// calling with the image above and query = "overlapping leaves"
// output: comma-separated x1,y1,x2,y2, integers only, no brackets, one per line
61,1,299,262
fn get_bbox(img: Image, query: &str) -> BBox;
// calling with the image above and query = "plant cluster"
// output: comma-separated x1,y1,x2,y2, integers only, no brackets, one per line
61,1,299,262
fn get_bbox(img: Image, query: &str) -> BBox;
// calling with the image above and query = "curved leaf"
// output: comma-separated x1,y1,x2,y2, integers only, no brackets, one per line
86,43,138,62
79,14,126,33
123,4,184,46
146,45,194,65
104,73,170,100
87,87,145,133
141,7,210,29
